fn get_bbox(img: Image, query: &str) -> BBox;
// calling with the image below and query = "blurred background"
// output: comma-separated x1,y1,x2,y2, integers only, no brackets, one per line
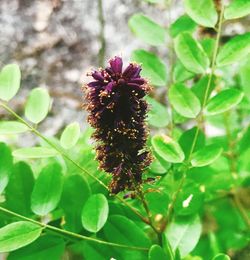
0,0,249,139
0,0,178,141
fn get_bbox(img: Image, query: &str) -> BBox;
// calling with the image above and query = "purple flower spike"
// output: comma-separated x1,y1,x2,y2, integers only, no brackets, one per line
84,56,152,194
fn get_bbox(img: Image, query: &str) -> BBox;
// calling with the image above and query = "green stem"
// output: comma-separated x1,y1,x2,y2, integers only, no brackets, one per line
0,206,148,251
162,5,225,230
0,102,148,224
98,0,106,67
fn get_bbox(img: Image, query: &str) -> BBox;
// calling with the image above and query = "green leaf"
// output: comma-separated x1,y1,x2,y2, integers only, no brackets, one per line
179,127,205,158
148,245,169,260
192,75,216,103
25,87,50,124
212,253,231,260
169,83,201,118
6,162,34,216
12,147,58,159
184,0,218,27
60,175,91,232
174,33,210,74
174,187,204,216
0,121,29,135
173,62,195,82
8,235,65,260
224,0,250,20
152,134,185,163
60,122,80,149
131,49,167,86
0,143,13,194
170,15,197,38
146,96,169,128
128,14,166,46
0,221,42,253
164,215,202,257
205,89,244,115
216,33,250,67
191,144,223,167
81,193,109,233
103,215,151,247
0,64,21,101
31,163,63,216
239,56,250,101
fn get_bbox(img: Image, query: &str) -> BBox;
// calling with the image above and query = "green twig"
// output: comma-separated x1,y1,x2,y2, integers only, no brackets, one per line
0,102,148,225
162,5,225,231
0,206,149,251
98,0,106,67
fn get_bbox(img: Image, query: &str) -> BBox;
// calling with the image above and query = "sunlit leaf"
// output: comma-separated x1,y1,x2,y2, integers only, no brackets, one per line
164,215,202,257
216,33,250,67
152,134,185,163
128,14,166,46
0,64,21,101
184,0,218,27
81,193,109,233
174,33,209,74
146,96,169,128
0,121,29,135
148,245,169,260
205,89,244,115
132,49,167,86
191,144,223,167
169,83,201,118
0,221,42,253
170,15,197,38
25,87,50,124
13,147,58,159
60,122,81,149
212,253,231,260
224,0,250,20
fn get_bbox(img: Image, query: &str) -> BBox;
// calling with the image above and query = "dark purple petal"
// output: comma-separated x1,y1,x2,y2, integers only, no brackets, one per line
92,71,104,81
110,56,123,74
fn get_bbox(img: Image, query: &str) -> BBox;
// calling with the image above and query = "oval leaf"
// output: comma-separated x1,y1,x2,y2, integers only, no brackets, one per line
0,64,21,101
81,193,109,233
0,143,13,194
191,144,223,167
132,49,167,86
25,87,50,124
164,215,202,257
184,0,218,28
13,147,58,159
0,221,42,253
31,163,63,216
224,0,250,20
216,33,250,67
170,15,197,38
174,33,210,74
0,121,29,135
152,134,185,163
60,122,81,149
146,96,169,128
128,14,166,46
169,83,201,118
148,245,169,260
205,89,244,115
